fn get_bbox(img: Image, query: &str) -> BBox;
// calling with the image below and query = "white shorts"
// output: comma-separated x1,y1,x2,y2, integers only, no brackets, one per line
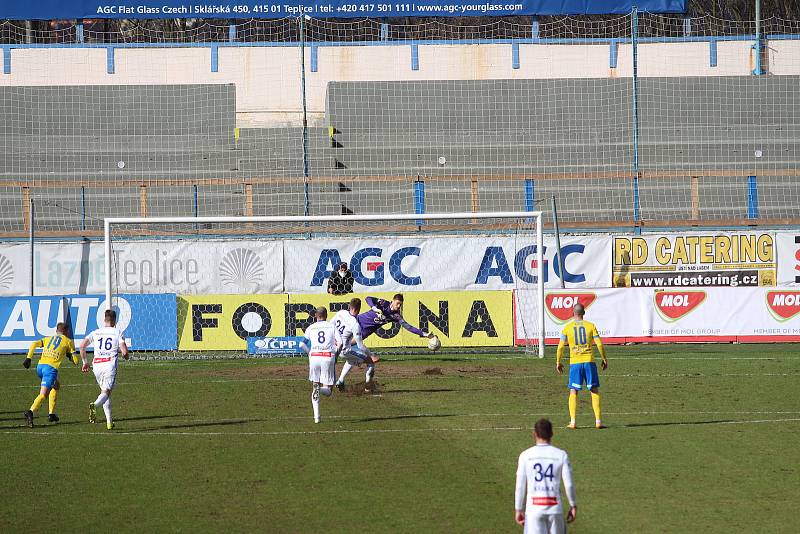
524,513,565,534
341,347,372,366
308,356,335,386
93,364,117,391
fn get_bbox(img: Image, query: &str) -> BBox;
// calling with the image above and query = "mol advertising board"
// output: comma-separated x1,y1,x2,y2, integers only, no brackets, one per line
285,235,610,293
178,291,513,351
0,293,176,352
0,240,283,296
612,232,776,288
514,287,800,344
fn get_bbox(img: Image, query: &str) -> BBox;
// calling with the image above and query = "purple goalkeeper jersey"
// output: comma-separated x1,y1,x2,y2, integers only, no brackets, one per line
357,296,425,339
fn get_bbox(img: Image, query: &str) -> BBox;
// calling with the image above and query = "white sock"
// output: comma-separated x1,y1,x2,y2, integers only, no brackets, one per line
94,392,109,406
338,362,353,384
103,398,112,424
311,386,320,421
366,365,375,383
320,387,332,397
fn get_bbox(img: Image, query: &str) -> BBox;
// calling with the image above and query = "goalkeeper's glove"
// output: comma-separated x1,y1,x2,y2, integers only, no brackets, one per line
422,331,434,339
22,358,31,369
371,306,385,319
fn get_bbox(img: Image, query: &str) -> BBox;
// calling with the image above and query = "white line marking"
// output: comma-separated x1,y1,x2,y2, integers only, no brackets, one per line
3,418,799,437
1,370,796,389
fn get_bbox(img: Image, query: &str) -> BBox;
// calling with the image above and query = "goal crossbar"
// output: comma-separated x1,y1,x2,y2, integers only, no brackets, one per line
104,211,545,357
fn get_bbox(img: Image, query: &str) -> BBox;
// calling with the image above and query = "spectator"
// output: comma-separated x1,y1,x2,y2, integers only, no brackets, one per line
327,262,354,295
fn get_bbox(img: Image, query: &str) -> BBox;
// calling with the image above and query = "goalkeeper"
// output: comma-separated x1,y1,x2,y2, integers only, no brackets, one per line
337,294,432,389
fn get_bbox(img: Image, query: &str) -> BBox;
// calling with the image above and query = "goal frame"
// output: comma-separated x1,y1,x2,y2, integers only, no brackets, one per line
104,211,545,357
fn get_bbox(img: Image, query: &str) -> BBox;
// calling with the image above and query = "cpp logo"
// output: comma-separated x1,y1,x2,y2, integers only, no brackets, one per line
311,248,421,287
474,245,587,284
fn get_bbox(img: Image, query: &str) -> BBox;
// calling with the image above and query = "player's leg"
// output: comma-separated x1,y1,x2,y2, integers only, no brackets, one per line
48,379,60,422
336,360,354,389
567,363,585,428
102,389,114,430
547,513,566,534
309,358,322,423
585,362,603,428
320,358,335,399
523,512,552,534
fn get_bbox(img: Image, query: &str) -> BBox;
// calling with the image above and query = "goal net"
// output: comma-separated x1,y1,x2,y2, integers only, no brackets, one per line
103,212,544,360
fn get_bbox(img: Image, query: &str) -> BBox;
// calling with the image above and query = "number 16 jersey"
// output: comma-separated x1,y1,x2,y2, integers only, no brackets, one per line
85,327,125,367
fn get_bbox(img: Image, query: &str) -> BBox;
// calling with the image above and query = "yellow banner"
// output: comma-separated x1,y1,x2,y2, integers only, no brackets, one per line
178,294,288,350
177,291,512,350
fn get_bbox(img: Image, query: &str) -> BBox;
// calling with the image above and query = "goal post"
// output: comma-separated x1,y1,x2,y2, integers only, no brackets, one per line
104,211,545,358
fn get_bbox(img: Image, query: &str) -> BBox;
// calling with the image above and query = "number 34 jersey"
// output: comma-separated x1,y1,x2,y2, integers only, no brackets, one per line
515,444,576,516
84,327,125,366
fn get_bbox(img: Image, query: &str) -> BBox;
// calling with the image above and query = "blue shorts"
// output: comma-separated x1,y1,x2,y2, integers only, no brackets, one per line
568,362,599,391
36,364,58,389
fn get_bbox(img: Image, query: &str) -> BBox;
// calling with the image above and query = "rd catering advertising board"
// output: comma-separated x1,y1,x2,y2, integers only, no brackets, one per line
613,232,777,288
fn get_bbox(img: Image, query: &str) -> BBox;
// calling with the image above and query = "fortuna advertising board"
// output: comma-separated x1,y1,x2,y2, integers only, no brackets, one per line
179,291,513,350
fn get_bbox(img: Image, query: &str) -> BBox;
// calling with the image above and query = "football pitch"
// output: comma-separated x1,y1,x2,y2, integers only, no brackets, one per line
1,344,799,533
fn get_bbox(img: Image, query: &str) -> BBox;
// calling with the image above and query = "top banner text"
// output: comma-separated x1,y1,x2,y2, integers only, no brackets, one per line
0,1,686,21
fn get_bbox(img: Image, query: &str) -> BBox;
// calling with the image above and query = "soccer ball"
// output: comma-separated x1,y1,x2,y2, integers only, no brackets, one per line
427,335,441,351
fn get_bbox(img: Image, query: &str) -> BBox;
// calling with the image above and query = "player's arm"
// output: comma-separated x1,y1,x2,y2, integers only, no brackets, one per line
562,453,577,523
299,336,311,354
120,337,130,360
67,339,79,365
514,455,527,526
556,331,568,374
398,318,430,338
23,338,44,368
365,296,388,319
79,335,92,372
592,325,608,370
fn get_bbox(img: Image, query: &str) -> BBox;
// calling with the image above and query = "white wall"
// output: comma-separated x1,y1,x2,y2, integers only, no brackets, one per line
2,39,798,127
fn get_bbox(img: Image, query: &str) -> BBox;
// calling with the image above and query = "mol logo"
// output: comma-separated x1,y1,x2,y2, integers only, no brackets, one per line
654,291,706,322
545,293,597,323
766,291,800,322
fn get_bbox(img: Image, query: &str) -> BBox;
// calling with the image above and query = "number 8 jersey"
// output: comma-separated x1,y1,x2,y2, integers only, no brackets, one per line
85,326,125,367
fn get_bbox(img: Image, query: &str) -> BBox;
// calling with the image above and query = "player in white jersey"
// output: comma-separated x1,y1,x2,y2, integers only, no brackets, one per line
300,307,338,424
515,418,577,534
80,309,129,430
332,298,376,392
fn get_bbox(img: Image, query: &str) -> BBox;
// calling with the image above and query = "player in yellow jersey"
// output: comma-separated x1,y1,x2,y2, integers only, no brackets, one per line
555,304,608,430
22,322,77,427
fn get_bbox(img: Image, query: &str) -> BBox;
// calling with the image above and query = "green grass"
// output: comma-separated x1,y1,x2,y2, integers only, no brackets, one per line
1,344,799,533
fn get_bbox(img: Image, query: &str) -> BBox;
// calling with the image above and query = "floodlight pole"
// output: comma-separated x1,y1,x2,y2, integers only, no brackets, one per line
551,195,565,289
753,0,764,75
299,16,311,216
28,198,34,296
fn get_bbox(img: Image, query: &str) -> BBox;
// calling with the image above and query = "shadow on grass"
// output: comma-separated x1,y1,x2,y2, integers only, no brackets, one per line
356,413,458,423
622,419,736,428
385,388,474,394
126,418,260,433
